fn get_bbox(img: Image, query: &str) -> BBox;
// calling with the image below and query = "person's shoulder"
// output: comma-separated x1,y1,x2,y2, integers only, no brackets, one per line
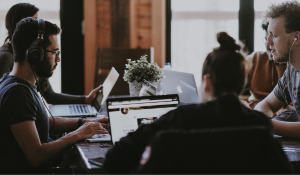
246,51,268,62
3,83,33,95
176,103,206,112
153,103,202,120
0,77,34,95
161,103,207,120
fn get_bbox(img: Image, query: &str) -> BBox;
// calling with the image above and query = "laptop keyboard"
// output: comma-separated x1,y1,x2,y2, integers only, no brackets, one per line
69,105,90,114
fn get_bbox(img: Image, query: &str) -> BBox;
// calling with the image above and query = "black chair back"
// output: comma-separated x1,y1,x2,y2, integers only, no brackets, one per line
137,126,294,174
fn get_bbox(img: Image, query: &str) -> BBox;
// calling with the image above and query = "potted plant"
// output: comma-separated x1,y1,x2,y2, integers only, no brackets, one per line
124,54,163,96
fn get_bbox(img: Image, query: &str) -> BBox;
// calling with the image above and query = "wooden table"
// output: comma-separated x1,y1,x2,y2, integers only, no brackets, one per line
69,135,300,174
70,98,300,173
70,142,110,174
276,136,300,172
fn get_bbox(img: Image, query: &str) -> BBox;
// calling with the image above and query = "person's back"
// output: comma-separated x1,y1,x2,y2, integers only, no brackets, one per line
103,32,272,174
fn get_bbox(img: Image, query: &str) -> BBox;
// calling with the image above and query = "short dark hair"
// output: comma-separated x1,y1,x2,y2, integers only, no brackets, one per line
202,32,246,97
12,17,61,63
264,0,300,33
4,3,39,44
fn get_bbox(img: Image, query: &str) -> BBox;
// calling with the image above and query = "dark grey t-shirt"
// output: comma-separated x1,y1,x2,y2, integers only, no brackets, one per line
274,64,300,115
0,74,51,174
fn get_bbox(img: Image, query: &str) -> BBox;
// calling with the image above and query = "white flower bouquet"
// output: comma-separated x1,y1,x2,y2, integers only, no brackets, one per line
123,55,163,83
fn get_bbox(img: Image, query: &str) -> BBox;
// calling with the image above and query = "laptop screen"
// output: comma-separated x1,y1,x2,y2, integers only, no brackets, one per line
107,95,180,144
161,69,199,104
93,67,119,111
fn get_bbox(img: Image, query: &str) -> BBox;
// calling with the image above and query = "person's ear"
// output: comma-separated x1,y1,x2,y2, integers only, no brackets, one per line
203,75,212,93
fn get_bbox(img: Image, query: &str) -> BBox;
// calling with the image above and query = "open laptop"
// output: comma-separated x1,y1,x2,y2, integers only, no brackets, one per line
107,94,180,144
49,67,119,117
179,80,201,104
162,69,200,104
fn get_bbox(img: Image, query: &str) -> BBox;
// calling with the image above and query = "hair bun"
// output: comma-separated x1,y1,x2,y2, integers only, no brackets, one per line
217,32,241,51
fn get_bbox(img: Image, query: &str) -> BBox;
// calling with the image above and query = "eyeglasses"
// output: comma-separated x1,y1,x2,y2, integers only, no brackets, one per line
45,50,60,58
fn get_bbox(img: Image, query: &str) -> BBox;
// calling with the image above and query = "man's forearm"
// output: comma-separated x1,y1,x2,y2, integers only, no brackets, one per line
49,117,79,135
31,131,81,166
11,121,84,167
254,101,274,118
11,120,105,167
272,120,300,139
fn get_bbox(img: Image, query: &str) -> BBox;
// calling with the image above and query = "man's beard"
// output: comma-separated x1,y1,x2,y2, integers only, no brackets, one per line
33,59,55,78
273,49,289,64
273,42,292,64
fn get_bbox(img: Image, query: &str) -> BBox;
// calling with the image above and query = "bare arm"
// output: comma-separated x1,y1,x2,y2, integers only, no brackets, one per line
42,82,102,105
49,117,109,135
42,81,85,104
255,91,300,138
11,120,107,167
254,91,285,118
272,120,300,139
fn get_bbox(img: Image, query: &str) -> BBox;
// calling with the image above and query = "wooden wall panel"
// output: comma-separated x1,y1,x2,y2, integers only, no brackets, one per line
97,0,112,48
84,0,97,95
111,0,130,47
137,5,151,28
151,0,166,67
138,28,151,48
130,0,151,49
84,0,165,93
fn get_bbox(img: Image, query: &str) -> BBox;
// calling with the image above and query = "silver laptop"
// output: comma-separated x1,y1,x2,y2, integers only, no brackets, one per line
49,67,119,117
162,69,200,104
179,80,200,104
107,94,180,144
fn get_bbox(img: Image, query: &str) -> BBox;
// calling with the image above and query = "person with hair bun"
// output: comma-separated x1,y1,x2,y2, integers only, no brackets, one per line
102,32,272,174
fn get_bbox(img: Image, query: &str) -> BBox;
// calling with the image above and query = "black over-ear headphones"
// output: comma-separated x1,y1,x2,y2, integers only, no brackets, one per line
26,18,45,65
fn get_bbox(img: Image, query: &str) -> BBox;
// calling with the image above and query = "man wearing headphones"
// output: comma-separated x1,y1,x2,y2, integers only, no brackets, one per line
255,1,300,139
0,18,108,174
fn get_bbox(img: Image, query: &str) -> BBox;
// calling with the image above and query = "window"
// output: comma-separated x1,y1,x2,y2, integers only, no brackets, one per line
0,0,61,92
171,0,239,88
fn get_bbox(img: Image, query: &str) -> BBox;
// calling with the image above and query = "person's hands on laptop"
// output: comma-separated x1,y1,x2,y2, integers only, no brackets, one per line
74,122,108,139
85,85,103,104
84,117,109,129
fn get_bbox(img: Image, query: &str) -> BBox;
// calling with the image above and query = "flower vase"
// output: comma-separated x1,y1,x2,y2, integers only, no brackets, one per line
128,81,143,97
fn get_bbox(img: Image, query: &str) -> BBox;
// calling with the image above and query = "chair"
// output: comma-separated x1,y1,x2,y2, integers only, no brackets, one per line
136,126,294,174
94,47,154,95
